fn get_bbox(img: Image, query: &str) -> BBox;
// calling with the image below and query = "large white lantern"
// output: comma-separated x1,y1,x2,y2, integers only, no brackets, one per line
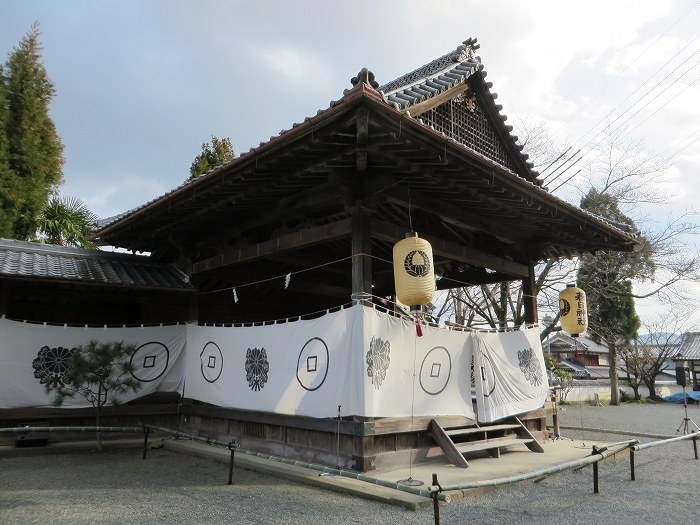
393,233,435,310
559,284,587,337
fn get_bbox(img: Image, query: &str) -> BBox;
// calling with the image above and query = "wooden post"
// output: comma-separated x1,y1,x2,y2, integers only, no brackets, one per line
228,446,235,485
630,449,635,480
432,473,441,525
592,445,600,493
351,208,372,303
143,427,149,460
593,460,599,493
551,392,560,438
521,264,538,325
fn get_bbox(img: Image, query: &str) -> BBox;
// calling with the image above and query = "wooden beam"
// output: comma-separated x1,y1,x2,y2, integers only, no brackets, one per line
194,181,341,252
356,107,369,175
383,188,519,248
372,219,529,279
193,219,352,274
214,270,350,298
398,83,469,117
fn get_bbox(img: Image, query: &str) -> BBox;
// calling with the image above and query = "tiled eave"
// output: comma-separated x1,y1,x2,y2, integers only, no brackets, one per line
0,238,194,292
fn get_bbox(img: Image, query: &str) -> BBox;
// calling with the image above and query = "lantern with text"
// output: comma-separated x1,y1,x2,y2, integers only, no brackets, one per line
393,233,435,310
559,284,587,337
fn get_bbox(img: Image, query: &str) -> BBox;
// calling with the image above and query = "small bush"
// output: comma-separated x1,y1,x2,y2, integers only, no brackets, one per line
619,389,632,402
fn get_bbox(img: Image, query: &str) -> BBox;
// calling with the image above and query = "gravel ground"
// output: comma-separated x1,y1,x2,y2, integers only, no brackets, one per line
1,402,699,525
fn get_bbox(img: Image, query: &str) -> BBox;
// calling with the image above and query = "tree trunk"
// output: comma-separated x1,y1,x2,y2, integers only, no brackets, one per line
644,377,658,399
608,343,619,405
631,383,640,400
96,383,103,451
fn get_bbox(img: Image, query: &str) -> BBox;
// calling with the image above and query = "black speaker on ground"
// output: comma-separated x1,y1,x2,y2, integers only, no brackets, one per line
675,365,687,387
14,422,49,448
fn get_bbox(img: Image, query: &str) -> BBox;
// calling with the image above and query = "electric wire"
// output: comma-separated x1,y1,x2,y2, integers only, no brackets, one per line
538,11,700,185
549,0,700,141
570,34,700,154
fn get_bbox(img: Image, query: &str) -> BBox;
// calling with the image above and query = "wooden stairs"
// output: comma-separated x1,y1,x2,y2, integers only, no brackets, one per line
429,417,544,468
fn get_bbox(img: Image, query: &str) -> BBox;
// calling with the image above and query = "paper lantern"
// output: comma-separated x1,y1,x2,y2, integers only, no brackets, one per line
393,233,435,309
559,284,587,337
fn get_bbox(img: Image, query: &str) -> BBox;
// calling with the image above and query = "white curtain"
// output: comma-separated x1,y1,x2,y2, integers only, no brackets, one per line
473,327,548,422
0,318,186,408
0,309,546,421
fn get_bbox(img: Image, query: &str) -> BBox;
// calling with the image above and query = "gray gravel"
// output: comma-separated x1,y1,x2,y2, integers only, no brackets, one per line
2,402,700,525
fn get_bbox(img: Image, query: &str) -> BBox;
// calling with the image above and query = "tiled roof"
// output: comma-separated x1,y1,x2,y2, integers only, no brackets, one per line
379,38,482,109
93,38,639,257
675,332,700,360
559,359,591,379
547,333,609,354
0,238,193,291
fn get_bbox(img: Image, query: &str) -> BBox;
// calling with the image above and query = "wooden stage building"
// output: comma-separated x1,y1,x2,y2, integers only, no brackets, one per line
0,39,636,471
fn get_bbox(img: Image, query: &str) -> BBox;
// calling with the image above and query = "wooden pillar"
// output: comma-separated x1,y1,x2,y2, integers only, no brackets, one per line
521,263,538,325
185,261,199,323
351,208,372,302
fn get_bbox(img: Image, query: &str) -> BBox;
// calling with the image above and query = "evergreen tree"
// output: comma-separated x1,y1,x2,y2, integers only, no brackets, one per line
577,189,650,405
0,63,21,238
189,135,234,180
44,340,141,451
2,22,64,239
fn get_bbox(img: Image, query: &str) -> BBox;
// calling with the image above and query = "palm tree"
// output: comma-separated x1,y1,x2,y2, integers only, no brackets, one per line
37,196,97,248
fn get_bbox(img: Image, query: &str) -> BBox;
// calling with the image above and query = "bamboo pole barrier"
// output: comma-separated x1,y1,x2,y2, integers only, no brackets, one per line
630,431,699,451
235,447,450,502
629,431,699,481
557,425,675,440
427,439,638,495
0,426,143,434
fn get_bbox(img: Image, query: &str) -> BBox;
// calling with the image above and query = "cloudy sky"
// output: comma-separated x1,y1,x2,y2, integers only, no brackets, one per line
2,0,700,322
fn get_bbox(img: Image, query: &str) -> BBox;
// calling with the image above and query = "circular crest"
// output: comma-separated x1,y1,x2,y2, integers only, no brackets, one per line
404,250,431,277
560,298,571,316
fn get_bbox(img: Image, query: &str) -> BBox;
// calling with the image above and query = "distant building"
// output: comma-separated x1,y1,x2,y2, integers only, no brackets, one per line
544,333,609,379
672,332,700,391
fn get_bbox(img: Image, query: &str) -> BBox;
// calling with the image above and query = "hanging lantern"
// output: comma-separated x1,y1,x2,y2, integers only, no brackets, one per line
559,283,587,337
393,232,435,310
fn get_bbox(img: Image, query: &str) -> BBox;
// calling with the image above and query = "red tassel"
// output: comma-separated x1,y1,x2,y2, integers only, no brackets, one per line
574,340,579,358
415,314,423,337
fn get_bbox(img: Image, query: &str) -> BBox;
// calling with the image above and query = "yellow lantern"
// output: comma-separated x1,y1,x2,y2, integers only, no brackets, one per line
559,284,587,337
393,233,435,309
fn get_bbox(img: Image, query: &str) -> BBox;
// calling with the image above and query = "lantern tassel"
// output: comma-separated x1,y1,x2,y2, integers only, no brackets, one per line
415,313,423,337
574,339,579,358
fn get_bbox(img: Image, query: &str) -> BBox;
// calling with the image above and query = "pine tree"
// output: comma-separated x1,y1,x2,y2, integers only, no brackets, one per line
2,22,64,239
189,135,234,180
44,340,141,451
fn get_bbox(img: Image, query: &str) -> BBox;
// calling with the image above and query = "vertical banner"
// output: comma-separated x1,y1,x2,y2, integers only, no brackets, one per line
362,307,475,418
473,327,548,422
0,318,186,408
